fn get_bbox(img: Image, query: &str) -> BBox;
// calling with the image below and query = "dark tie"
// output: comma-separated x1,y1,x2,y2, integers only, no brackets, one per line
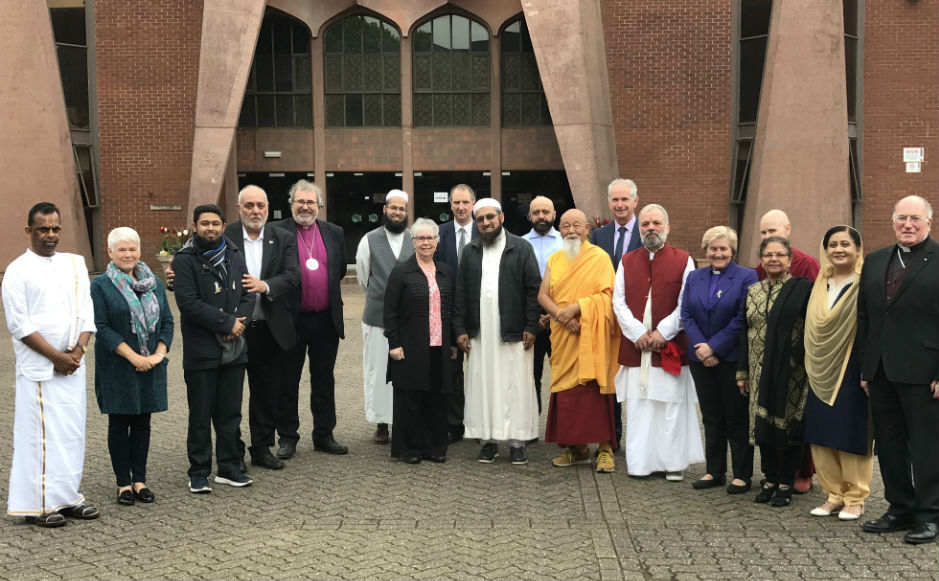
613,226,627,266
457,228,467,263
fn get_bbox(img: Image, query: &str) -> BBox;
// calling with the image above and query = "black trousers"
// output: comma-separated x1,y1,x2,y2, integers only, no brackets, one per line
236,321,291,456
280,310,339,444
870,368,939,523
185,364,245,477
445,350,465,436
759,443,802,487
392,348,449,459
533,327,552,415
107,413,151,487
689,361,753,481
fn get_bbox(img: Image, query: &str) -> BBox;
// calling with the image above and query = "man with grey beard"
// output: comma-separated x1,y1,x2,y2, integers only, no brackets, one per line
539,209,620,473
611,204,704,480
454,198,541,465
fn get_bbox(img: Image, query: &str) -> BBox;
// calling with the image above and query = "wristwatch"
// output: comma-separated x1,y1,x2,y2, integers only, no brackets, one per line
76,344,87,353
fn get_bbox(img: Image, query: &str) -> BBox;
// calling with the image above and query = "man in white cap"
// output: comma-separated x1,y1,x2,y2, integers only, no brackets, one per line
355,189,414,444
453,198,541,465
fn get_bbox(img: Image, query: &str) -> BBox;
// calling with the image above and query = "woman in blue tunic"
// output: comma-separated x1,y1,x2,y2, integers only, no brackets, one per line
803,226,872,521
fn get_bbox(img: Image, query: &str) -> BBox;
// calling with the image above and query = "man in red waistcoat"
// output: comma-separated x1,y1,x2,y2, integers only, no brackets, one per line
612,204,704,481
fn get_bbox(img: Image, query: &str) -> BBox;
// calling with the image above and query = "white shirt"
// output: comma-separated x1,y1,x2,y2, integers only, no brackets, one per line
242,226,267,320
356,228,408,292
2,249,96,381
453,220,474,260
613,216,637,255
612,249,694,343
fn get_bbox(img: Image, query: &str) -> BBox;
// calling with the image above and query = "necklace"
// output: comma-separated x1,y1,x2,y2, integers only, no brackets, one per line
300,225,320,271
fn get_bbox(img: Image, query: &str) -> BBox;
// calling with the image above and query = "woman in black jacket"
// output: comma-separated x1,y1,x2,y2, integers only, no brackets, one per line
384,218,455,464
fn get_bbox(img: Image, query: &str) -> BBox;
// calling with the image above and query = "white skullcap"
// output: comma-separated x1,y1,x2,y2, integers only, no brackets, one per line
473,198,502,215
386,189,409,205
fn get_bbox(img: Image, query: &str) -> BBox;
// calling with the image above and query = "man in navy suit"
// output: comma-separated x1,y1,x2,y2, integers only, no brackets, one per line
435,184,477,443
589,178,642,442
270,180,348,458
858,195,939,545
226,186,300,471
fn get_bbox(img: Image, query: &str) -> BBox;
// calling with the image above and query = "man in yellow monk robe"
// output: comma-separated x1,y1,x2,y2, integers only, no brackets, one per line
538,209,621,473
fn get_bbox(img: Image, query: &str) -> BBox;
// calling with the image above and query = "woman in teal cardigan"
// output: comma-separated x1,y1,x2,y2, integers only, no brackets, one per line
91,227,174,506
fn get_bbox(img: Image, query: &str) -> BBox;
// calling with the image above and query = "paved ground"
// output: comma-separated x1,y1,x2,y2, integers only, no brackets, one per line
0,285,935,581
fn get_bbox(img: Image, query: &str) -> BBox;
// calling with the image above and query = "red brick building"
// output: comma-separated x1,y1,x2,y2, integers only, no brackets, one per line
2,0,935,270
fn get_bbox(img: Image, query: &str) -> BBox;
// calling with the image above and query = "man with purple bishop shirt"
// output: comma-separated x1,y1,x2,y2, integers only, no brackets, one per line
270,180,348,458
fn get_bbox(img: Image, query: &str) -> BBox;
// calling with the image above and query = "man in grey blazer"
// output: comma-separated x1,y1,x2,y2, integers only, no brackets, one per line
226,186,300,471
589,178,642,443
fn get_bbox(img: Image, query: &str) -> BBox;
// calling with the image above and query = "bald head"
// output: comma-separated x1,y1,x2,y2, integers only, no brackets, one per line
759,209,791,240
529,196,556,235
237,184,269,234
559,208,590,243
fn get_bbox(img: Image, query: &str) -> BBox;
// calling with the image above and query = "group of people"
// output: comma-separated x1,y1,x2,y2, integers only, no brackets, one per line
3,184,936,546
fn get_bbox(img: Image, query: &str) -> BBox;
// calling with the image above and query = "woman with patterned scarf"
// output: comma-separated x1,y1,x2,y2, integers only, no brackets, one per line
803,226,873,521
90,227,174,506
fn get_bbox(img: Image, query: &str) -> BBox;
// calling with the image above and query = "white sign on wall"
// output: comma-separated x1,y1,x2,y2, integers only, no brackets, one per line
903,147,924,163
906,162,922,173
433,191,449,203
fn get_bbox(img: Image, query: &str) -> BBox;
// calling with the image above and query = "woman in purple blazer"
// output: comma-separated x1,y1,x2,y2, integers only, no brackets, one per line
680,226,758,494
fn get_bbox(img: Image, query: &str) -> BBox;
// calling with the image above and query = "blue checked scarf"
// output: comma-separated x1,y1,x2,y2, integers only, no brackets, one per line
106,261,161,355
201,236,228,283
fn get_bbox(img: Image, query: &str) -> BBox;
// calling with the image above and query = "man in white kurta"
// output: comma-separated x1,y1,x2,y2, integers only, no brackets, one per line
454,198,541,465
612,204,703,480
355,190,414,443
2,203,97,526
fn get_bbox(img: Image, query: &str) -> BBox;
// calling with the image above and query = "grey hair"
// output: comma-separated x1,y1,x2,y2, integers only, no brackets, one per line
607,178,637,201
449,183,476,202
892,195,934,221
701,225,738,254
238,184,268,204
410,217,440,240
107,226,141,251
638,203,669,224
287,179,323,207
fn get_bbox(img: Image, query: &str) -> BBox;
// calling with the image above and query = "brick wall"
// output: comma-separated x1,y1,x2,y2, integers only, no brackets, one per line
324,128,403,170
501,127,563,169
861,0,939,251
412,128,491,170
96,0,203,269
236,128,315,171
601,0,735,255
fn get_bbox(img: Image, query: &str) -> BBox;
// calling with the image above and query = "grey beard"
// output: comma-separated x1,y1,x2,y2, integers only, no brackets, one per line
563,237,581,260
641,231,666,251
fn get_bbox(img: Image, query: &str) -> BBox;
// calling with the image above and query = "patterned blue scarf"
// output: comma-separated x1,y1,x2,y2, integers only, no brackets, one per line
201,236,228,282
105,261,161,355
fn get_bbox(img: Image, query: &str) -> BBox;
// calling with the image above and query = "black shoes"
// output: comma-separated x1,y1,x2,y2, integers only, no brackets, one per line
862,512,917,534
726,480,752,494
770,486,793,507
477,442,499,463
404,456,421,464
134,487,156,503
448,428,464,444
251,449,285,470
510,446,529,465
276,440,297,460
25,513,67,528
754,482,778,503
60,504,100,520
692,475,726,490
904,522,938,544
314,436,348,455
117,489,135,506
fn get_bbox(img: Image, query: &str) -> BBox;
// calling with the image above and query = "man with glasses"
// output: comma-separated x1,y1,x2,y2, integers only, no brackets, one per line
453,198,541,465
858,195,939,545
434,184,478,443
753,209,820,494
355,190,414,445
271,180,348,457
3,202,98,527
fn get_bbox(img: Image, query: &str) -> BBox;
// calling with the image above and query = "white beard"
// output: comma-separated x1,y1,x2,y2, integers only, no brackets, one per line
563,237,581,260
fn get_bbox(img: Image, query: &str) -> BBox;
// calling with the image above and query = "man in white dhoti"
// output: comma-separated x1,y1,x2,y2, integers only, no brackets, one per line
355,190,414,444
2,202,99,527
454,198,542,465
612,204,704,481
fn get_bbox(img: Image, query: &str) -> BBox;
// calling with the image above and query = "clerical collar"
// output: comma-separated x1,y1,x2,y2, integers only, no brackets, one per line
711,268,723,275
897,238,929,253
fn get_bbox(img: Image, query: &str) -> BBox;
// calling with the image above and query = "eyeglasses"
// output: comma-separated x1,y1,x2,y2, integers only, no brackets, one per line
894,215,925,224
475,213,499,223
293,199,318,207
761,252,789,259
412,236,437,242
34,226,62,234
